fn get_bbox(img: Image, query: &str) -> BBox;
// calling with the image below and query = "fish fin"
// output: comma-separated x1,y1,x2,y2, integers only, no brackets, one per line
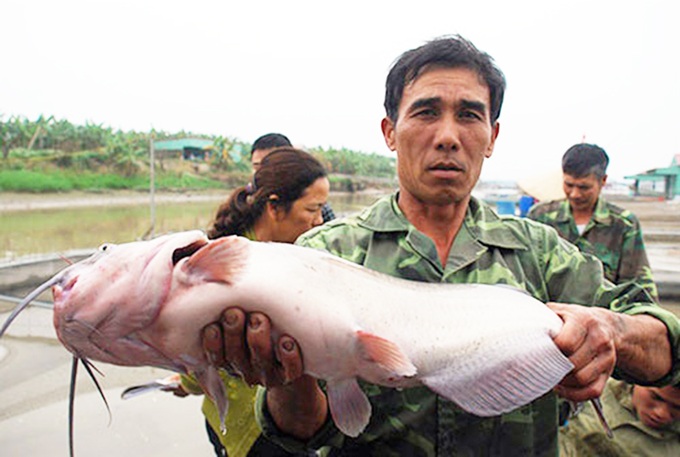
195,366,230,433
326,378,372,437
185,236,249,284
421,332,573,416
356,330,417,381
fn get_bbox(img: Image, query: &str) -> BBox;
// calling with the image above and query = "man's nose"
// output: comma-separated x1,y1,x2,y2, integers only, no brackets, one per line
568,188,582,199
435,117,461,152
655,405,672,424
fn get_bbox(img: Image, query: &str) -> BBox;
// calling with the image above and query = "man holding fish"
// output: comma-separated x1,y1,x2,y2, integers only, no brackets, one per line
202,35,680,455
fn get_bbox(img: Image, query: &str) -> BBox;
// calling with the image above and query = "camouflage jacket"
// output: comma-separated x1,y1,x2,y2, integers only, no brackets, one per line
527,197,658,301
256,193,680,457
559,379,680,457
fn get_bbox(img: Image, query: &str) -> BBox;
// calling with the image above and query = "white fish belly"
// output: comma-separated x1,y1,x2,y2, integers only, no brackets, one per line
245,243,573,418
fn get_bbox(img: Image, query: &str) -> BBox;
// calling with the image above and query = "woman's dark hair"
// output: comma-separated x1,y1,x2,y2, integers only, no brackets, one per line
208,147,327,239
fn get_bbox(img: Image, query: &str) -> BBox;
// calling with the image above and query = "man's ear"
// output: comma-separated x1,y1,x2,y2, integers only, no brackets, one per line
485,122,500,159
381,117,397,151
601,174,608,187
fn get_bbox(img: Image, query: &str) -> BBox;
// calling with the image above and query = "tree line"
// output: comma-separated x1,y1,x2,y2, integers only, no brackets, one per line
0,115,396,181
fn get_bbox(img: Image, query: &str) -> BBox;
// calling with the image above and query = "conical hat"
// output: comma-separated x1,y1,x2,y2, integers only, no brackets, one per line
517,168,565,202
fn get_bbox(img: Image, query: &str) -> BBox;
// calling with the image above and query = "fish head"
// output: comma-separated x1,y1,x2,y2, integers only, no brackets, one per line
52,230,209,364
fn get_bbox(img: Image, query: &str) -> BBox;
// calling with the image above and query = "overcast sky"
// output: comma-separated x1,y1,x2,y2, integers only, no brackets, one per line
2,0,679,182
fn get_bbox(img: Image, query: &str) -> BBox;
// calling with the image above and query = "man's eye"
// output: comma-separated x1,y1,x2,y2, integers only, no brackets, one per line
460,110,482,120
415,109,437,117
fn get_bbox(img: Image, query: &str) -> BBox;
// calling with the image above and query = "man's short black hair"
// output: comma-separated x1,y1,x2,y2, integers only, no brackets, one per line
562,143,609,179
251,133,292,156
384,35,506,124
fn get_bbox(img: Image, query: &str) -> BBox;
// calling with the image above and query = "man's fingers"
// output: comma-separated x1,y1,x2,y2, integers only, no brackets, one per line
548,303,587,357
247,313,281,386
278,336,304,384
222,307,250,376
202,322,225,366
555,370,609,402
204,308,305,388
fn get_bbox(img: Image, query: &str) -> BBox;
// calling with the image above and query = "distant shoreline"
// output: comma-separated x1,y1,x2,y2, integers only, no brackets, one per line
0,190,229,213
0,188,388,213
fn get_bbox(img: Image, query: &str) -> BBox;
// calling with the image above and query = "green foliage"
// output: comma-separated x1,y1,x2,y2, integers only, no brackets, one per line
0,170,75,192
311,146,395,178
328,175,357,192
1,114,396,193
0,169,224,192
208,135,252,173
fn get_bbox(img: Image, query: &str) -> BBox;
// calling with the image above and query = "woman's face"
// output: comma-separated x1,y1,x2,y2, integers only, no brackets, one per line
272,176,330,243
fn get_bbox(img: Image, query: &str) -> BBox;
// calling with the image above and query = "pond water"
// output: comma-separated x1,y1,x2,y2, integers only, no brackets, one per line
0,192,385,263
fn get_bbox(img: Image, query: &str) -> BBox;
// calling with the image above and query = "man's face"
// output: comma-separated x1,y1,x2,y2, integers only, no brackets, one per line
562,173,606,214
632,385,680,429
381,67,499,206
251,147,278,173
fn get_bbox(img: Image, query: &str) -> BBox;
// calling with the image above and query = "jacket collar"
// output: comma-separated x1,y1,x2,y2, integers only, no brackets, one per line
554,197,612,226
357,192,529,251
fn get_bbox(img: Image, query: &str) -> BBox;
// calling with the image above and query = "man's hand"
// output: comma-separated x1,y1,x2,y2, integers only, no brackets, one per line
548,302,673,402
548,302,619,402
202,307,305,387
201,307,329,439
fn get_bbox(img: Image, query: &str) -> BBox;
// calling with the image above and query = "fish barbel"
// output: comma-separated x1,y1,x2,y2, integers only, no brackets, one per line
1,230,575,438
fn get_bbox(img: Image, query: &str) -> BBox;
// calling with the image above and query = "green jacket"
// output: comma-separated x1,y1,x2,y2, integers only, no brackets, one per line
559,379,680,456
527,197,658,301
256,193,680,456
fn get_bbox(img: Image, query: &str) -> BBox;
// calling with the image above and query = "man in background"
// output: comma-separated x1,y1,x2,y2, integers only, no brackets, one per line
250,133,293,172
251,133,335,222
560,379,680,456
528,143,658,301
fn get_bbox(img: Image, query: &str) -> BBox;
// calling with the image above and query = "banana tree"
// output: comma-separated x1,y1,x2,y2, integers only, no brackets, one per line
0,115,33,159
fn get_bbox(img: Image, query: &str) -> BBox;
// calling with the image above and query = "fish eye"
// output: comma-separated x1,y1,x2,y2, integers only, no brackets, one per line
98,243,115,252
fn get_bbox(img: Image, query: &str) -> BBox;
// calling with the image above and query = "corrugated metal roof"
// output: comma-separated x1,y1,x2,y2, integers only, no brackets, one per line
625,155,680,180
154,138,213,151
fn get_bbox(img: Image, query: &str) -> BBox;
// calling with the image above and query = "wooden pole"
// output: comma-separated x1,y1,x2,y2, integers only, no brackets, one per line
149,137,156,238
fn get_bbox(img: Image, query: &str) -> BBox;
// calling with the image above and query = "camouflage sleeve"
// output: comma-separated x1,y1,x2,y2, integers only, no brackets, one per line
526,203,548,223
254,386,341,454
617,214,659,301
296,219,371,264
529,221,680,386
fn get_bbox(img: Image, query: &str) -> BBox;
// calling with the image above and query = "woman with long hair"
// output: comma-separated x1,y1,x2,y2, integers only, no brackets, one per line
181,147,329,457
208,147,329,243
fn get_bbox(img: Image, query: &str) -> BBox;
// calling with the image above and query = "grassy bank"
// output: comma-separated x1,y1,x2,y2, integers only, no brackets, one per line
0,169,396,194
0,169,230,192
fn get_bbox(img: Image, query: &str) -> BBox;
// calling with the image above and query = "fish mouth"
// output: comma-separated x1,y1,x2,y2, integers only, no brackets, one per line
171,238,209,265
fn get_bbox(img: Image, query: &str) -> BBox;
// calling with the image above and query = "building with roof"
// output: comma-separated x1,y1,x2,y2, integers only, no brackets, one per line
153,138,214,161
625,154,680,200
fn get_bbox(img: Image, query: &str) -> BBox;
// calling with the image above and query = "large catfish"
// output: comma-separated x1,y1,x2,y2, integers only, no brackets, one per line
1,230,574,438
